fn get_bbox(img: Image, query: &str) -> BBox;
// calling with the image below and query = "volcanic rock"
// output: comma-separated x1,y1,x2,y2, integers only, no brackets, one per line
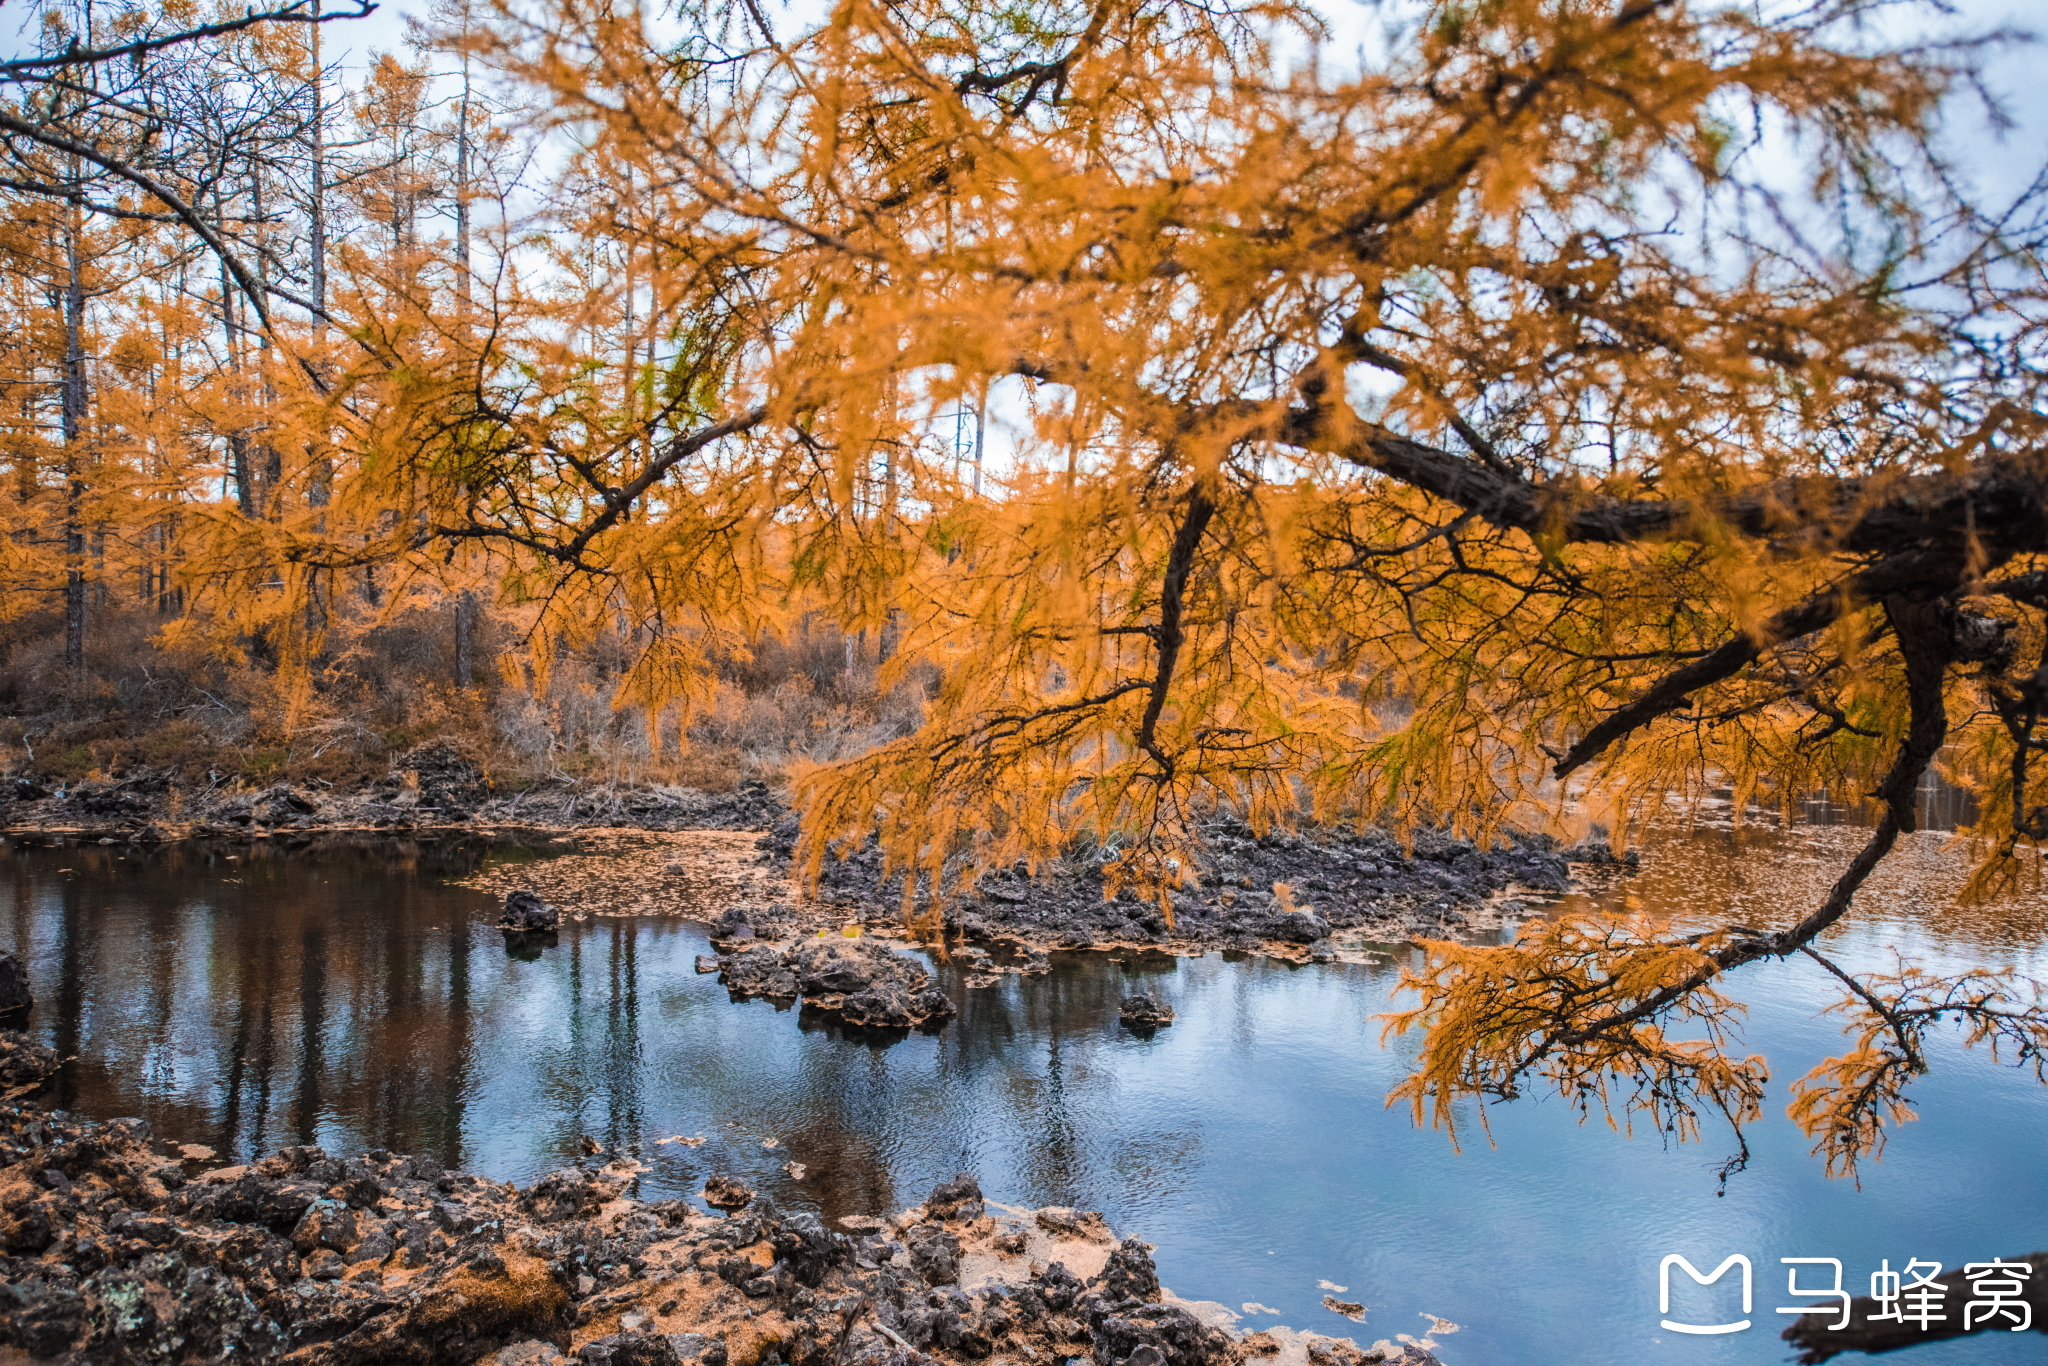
702,1174,754,1211
719,946,799,998
0,951,31,1024
791,937,928,996
1265,909,1330,944
500,890,561,932
924,1173,984,1223
1117,995,1174,1027
0,1031,58,1089
839,983,955,1029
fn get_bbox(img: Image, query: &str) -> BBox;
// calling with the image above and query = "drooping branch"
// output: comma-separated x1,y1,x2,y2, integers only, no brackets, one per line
1525,595,1954,1067
1133,485,1217,777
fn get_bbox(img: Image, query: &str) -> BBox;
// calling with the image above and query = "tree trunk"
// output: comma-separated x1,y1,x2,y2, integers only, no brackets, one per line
455,589,478,687
61,194,88,685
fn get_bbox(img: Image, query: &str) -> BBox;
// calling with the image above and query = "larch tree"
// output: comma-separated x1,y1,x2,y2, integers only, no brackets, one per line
415,0,2048,1178
9,0,2047,1182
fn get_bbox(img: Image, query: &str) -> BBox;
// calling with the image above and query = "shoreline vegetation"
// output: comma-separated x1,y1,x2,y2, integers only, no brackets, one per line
0,1036,1450,1366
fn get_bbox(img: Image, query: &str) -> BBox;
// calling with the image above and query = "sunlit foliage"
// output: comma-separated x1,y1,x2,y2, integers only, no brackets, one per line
7,0,2048,1174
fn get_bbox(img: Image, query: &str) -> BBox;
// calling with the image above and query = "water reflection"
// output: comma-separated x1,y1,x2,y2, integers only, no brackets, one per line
4,831,2047,1366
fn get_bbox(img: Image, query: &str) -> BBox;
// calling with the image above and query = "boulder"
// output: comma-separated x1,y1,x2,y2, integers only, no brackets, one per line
905,1224,961,1285
792,938,929,996
0,1030,59,1089
0,950,32,1023
721,946,799,998
702,1174,754,1212
708,907,758,948
390,741,491,813
925,1173,985,1223
499,890,560,933
1117,995,1174,1027
581,1333,683,1366
840,983,954,1028
1266,909,1330,944
1089,1302,1232,1366
1098,1239,1161,1304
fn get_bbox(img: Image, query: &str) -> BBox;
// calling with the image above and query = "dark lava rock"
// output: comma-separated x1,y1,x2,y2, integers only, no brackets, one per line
839,983,954,1029
500,889,561,933
1097,1240,1162,1304
0,1059,1355,1366
1089,1301,1232,1366
0,1031,59,1089
702,1174,754,1212
719,946,799,998
0,950,33,1023
924,1173,984,1223
707,908,758,949
581,1332,683,1366
766,808,1570,954
792,938,928,996
1117,995,1174,1027
906,1224,961,1285
1265,909,1330,944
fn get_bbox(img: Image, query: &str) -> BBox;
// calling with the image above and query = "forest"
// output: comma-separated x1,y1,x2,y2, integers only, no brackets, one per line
5,0,2048,1183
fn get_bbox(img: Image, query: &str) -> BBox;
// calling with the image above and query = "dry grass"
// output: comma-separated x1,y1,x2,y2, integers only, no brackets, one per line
0,596,927,792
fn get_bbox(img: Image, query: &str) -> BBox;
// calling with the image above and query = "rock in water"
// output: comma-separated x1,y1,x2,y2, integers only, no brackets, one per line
720,945,800,998
0,1029,59,1088
791,937,929,996
0,950,31,1024
925,1173,984,1223
499,890,560,932
702,1174,754,1211
839,982,955,1028
1118,994,1175,1027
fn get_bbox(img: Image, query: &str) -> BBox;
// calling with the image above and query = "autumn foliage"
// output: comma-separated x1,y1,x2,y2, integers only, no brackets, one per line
5,0,2048,1174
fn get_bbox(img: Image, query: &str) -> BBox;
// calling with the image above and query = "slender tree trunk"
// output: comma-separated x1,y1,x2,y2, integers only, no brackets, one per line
252,172,280,516
453,29,472,319
61,195,89,685
309,0,328,337
455,590,478,687
219,190,254,517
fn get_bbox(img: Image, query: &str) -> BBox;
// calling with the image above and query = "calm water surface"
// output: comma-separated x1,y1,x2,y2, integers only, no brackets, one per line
4,823,2046,1366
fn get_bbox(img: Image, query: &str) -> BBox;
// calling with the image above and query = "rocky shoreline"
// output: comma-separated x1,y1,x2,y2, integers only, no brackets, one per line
0,1039,1447,1366
2,741,1617,954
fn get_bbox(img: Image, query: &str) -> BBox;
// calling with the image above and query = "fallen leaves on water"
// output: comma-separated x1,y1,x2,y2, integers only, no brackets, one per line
454,830,796,920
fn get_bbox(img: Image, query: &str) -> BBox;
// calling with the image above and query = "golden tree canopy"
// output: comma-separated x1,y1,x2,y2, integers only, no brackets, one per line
9,0,2046,1176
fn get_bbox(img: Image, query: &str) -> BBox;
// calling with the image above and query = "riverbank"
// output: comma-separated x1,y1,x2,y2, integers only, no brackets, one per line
0,1044,1446,1366
1,742,1593,954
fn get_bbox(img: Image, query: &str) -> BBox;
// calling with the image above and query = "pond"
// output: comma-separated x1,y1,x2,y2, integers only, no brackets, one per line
3,821,2046,1366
